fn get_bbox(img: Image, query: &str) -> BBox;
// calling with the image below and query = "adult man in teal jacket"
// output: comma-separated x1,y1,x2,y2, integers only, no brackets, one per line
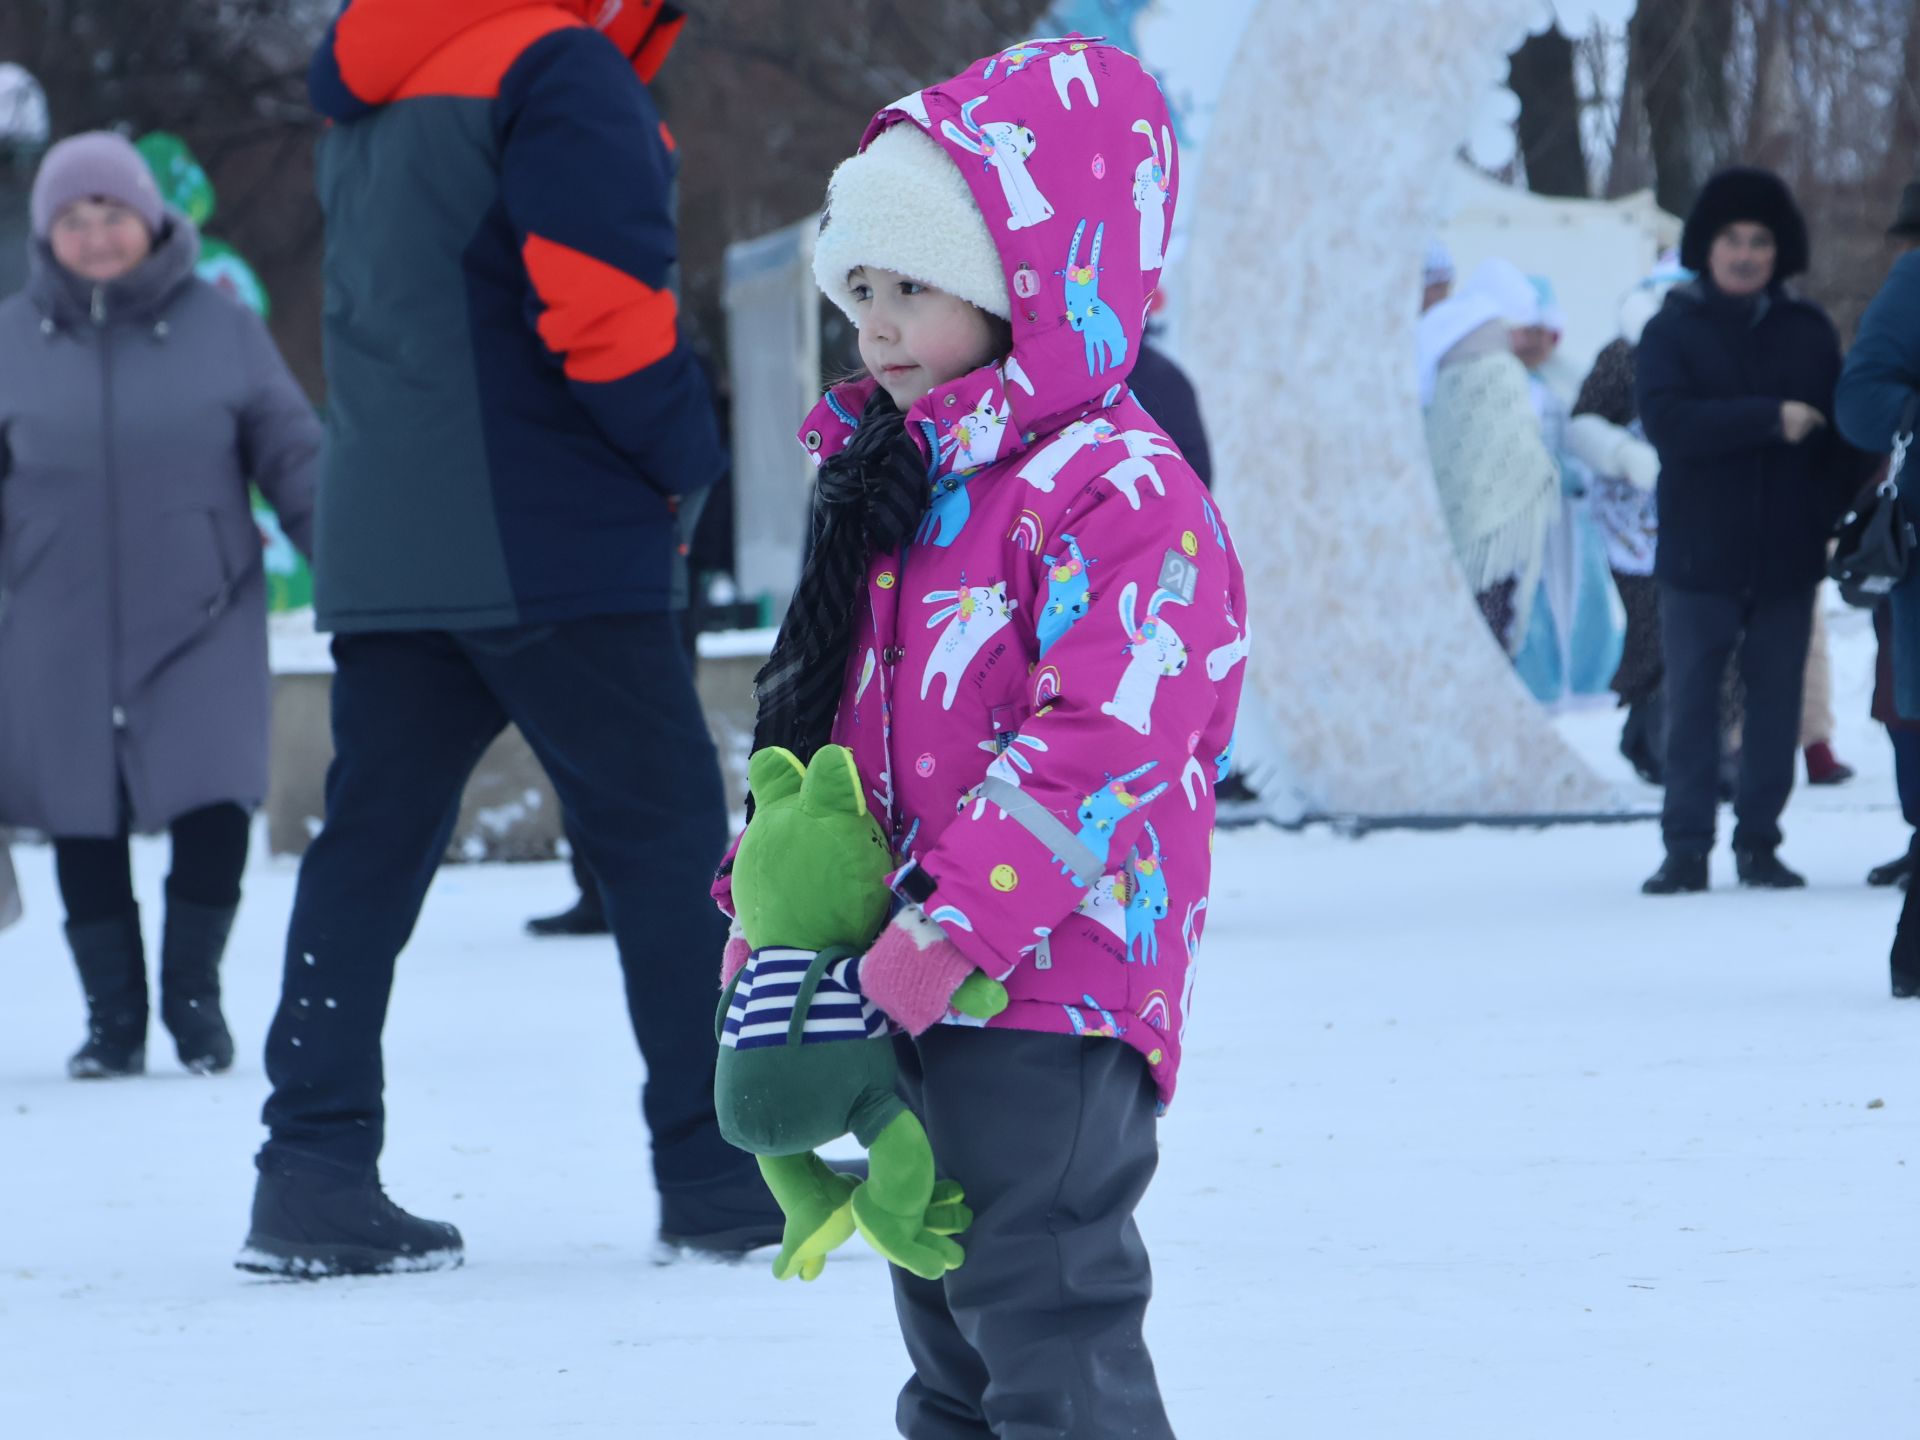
241,0,777,1276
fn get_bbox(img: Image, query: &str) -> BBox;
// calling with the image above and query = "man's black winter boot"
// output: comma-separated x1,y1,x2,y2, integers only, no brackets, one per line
1642,852,1708,895
66,910,148,1079
1618,702,1664,786
1867,842,1917,889
159,896,238,1074
656,1167,786,1263
1735,848,1806,889
1892,888,1920,999
237,1154,463,1278
525,894,609,938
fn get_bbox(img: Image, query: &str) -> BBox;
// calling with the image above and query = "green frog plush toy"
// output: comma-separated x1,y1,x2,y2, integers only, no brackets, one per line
717,744,1006,1281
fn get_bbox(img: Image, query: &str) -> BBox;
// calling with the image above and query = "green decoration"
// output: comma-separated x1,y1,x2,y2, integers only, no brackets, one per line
139,131,310,613
255,496,312,613
198,239,270,319
136,131,214,225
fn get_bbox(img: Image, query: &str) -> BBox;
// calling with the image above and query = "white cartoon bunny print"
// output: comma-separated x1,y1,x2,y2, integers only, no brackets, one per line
1050,45,1100,109
1099,430,1179,509
1017,416,1118,493
1130,120,1174,269
941,96,1054,231
1101,581,1191,736
921,580,1018,710
941,390,1011,474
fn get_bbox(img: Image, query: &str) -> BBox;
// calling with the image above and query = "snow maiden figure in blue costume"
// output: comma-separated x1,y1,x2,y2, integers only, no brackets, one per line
1460,260,1625,706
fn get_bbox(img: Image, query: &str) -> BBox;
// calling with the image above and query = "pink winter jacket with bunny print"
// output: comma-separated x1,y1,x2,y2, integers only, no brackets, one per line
798,40,1247,1109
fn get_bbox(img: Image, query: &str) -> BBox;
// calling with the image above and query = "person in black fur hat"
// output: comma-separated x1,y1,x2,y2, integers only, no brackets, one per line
1636,167,1876,895
1676,166,1811,279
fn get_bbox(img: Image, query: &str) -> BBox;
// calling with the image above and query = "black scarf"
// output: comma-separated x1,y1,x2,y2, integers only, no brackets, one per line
751,388,931,770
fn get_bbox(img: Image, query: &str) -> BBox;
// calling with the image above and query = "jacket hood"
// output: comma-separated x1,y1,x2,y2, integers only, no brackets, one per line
310,0,683,121
27,209,202,330
812,37,1180,464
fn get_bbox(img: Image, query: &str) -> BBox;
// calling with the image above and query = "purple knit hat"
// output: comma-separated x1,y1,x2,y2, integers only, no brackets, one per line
30,132,166,239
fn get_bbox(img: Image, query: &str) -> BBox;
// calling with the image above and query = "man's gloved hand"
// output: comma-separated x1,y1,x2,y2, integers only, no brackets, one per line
857,904,1009,1035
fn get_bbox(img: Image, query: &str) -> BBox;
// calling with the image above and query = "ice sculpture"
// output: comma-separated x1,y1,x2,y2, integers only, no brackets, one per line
1183,0,1619,817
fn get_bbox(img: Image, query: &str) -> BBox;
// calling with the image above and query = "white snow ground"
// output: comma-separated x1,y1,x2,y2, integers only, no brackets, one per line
2,600,1915,1437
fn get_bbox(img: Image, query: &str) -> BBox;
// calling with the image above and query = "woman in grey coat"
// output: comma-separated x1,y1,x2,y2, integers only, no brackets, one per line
0,132,317,1078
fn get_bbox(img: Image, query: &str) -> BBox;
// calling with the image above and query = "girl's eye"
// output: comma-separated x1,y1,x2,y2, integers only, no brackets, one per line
898,281,925,296
851,285,872,303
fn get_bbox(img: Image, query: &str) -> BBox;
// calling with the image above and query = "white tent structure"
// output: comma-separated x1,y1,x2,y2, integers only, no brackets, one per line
721,217,820,617
1438,160,1682,392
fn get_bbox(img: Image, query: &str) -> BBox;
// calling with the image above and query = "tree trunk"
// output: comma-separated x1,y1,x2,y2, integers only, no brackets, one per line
1630,0,1737,217
1889,0,1920,185
1508,26,1589,198
1605,65,1654,199
1743,0,1796,173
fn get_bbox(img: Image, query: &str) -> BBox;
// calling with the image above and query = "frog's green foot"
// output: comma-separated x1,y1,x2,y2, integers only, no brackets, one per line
922,1179,973,1238
852,1113,967,1280
852,1184,967,1280
757,1154,860,1282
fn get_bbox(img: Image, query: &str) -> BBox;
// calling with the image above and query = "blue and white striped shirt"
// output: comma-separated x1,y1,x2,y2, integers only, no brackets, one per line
721,947,888,1051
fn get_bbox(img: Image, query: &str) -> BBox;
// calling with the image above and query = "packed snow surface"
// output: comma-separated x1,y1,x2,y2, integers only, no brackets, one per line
2,606,1914,1436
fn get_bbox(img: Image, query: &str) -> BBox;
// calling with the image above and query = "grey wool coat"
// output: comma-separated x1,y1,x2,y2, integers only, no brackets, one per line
0,214,318,837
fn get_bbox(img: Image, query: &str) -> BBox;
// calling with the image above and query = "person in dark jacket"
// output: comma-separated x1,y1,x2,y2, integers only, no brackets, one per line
527,353,734,939
0,840,18,934
1637,167,1873,895
1128,337,1214,487
0,132,318,1079
1837,201,1920,992
241,0,778,1277
1868,597,1920,890
1570,332,1664,778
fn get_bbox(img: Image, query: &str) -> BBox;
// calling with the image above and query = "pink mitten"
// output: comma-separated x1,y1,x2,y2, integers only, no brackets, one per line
710,832,745,918
857,906,981,1036
720,913,750,989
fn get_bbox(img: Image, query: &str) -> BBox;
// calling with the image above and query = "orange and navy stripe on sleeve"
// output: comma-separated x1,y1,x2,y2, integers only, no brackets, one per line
496,26,717,495
302,0,723,630
521,235,680,383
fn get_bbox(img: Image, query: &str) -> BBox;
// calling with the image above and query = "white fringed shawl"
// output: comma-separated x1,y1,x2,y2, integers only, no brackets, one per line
1424,326,1559,652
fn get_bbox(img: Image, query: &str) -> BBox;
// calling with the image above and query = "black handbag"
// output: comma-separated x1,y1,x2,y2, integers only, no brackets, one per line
1830,395,1920,608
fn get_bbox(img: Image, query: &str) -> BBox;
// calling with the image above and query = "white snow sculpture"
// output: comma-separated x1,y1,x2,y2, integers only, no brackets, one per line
1184,0,1618,817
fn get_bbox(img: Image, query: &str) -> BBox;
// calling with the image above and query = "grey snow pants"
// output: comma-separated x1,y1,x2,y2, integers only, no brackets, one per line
889,1026,1174,1439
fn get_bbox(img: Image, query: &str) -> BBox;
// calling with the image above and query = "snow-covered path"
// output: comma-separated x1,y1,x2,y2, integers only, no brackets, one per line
2,606,1915,1435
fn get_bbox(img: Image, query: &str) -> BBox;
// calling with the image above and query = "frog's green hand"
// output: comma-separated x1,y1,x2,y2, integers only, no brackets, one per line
949,972,1008,1020
758,1154,860,1282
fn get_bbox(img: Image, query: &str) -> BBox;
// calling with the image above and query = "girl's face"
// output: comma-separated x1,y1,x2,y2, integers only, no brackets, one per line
851,266,1002,410
1708,222,1776,297
50,199,152,283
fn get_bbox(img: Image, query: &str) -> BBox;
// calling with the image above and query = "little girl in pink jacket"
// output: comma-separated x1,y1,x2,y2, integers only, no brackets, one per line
727,38,1246,1437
